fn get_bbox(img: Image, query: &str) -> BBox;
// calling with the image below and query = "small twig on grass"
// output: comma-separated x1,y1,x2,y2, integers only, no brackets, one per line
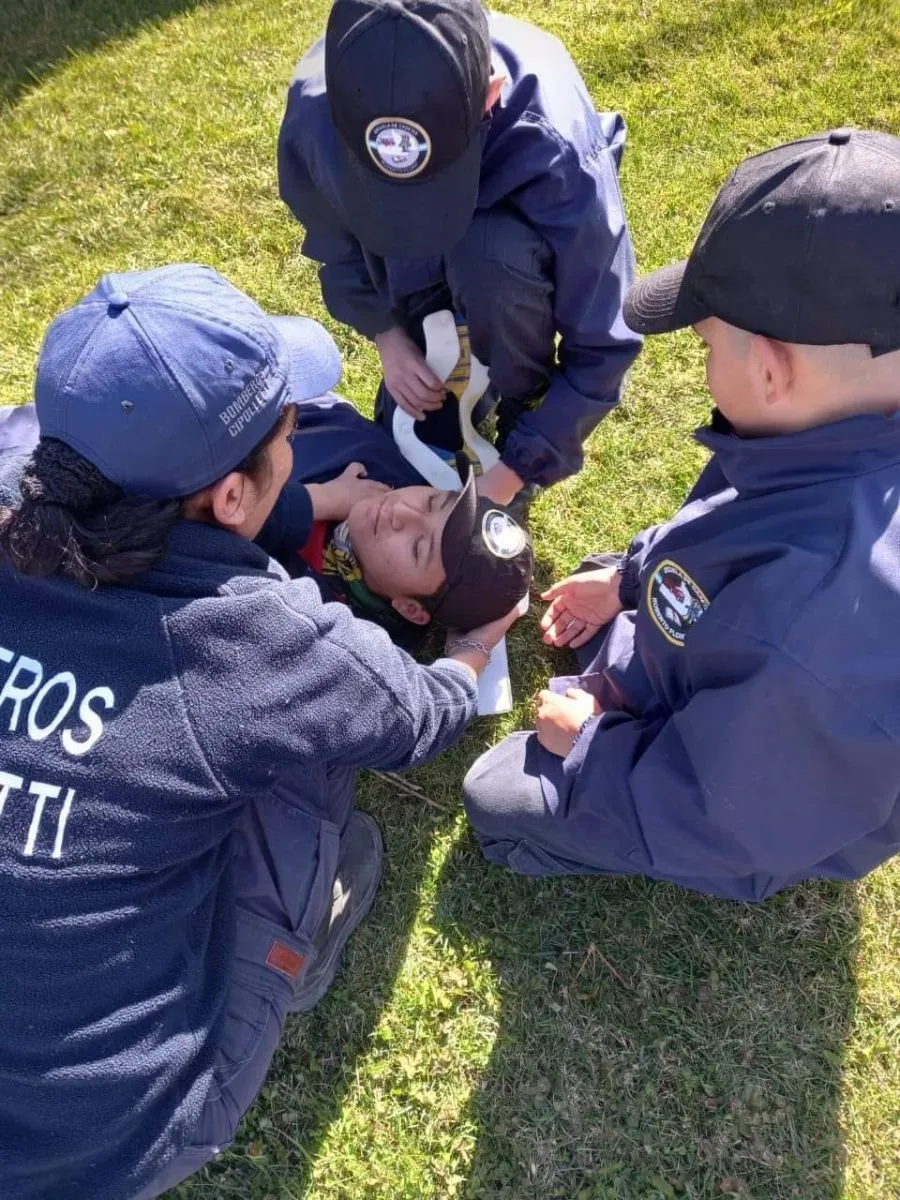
574,942,633,990
367,769,441,809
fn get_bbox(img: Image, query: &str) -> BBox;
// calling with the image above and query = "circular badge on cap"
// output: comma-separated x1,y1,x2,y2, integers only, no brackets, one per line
482,509,526,560
365,118,432,179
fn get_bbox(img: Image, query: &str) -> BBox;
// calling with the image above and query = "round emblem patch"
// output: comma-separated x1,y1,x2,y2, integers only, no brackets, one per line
365,118,432,179
482,510,526,560
647,559,709,647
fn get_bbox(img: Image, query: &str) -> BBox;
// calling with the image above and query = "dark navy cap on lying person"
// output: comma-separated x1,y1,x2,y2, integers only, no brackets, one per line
625,129,900,356
34,263,342,498
427,454,533,631
325,0,492,259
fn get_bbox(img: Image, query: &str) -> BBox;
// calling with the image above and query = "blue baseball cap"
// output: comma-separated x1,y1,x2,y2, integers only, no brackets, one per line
35,263,342,498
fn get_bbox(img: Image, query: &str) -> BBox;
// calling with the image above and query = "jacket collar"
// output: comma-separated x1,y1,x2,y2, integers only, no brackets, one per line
140,520,287,593
696,409,900,494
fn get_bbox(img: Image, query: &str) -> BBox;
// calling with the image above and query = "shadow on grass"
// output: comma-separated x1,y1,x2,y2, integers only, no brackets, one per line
0,0,225,108
435,835,857,1199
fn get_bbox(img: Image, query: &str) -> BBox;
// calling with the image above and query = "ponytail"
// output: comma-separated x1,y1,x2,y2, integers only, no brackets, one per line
0,406,293,588
0,439,181,587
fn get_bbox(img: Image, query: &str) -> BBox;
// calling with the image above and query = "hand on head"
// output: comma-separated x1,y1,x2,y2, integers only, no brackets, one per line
445,600,524,676
307,462,390,524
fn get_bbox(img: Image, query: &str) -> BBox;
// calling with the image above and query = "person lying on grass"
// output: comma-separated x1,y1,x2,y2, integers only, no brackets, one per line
0,392,534,651
464,128,900,902
259,391,534,646
0,264,519,1200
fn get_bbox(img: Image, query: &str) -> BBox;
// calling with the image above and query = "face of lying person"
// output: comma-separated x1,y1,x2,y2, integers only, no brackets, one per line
346,485,457,624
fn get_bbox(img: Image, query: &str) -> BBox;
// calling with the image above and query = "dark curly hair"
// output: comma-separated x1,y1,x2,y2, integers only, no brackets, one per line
0,409,291,588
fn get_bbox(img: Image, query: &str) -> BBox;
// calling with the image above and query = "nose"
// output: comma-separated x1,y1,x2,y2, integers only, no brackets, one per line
389,496,426,531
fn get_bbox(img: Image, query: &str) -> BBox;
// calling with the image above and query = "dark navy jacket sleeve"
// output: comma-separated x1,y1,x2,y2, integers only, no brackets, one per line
618,454,734,607
277,46,395,340
484,119,641,485
170,577,477,791
566,613,898,898
255,478,314,564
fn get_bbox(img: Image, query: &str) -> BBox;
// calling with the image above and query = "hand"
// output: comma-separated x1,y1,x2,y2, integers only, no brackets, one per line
534,687,600,757
307,463,390,523
375,326,445,420
476,461,524,506
445,601,523,677
540,565,624,649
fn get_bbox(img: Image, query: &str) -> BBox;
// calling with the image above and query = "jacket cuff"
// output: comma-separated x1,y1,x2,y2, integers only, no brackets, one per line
356,310,397,340
561,713,602,782
256,481,314,563
617,555,642,609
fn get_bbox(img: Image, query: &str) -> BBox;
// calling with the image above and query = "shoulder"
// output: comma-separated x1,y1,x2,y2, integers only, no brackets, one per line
282,36,332,147
690,493,900,732
488,12,625,162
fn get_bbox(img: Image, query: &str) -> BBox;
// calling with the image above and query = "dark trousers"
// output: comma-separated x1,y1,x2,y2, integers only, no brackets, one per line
136,770,356,1197
376,207,555,453
462,555,627,879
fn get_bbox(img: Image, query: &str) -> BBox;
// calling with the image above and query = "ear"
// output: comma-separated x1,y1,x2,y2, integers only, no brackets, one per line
208,471,252,531
484,74,506,114
391,597,432,626
751,335,794,408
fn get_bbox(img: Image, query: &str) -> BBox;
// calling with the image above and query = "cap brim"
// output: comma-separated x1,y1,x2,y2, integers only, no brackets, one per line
437,454,479,586
624,260,709,335
335,136,481,260
271,316,342,402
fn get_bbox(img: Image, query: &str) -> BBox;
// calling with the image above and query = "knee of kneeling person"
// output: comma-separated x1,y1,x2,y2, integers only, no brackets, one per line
462,745,502,829
462,732,542,831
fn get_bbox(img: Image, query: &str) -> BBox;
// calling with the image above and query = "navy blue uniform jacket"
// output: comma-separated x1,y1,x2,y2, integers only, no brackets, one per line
0,452,475,1198
560,412,900,901
278,11,642,487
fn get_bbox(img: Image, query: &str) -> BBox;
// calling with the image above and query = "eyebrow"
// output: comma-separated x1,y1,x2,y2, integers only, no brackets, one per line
424,491,454,567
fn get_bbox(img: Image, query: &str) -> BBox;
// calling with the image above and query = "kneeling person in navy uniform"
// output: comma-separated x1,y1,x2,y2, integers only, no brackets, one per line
278,0,642,507
0,265,517,1199
465,130,900,902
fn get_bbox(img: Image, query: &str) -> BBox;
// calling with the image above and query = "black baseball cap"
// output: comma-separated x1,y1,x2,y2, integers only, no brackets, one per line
427,455,533,630
325,0,492,259
625,129,900,356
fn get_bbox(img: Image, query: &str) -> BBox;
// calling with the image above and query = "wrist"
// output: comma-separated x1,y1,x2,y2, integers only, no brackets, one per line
374,326,402,348
306,482,343,523
478,462,524,506
446,636,492,676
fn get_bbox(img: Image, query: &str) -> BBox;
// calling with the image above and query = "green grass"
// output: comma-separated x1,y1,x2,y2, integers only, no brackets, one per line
2,1,899,1197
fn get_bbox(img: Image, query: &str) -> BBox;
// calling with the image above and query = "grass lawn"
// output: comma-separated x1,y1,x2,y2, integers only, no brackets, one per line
2,0,899,1196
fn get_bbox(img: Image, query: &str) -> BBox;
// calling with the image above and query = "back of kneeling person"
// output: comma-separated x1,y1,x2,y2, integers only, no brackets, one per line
0,266,517,1199
465,129,900,901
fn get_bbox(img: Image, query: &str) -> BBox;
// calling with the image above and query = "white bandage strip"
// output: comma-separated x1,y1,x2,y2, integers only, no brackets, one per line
392,311,527,715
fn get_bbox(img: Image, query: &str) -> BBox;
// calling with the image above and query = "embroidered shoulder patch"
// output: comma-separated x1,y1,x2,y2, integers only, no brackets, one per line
647,559,709,647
